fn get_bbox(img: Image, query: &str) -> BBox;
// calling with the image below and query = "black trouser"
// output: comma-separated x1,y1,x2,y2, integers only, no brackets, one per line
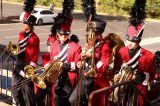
54,71,72,106
12,71,36,106
69,76,94,106
35,81,52,106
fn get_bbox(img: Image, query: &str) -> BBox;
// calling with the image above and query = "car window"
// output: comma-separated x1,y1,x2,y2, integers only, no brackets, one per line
40,10,54,15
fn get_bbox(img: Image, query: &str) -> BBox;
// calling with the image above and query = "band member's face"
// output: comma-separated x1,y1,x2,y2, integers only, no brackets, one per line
126,40,139,50
58,34,69,43
23,24,31,32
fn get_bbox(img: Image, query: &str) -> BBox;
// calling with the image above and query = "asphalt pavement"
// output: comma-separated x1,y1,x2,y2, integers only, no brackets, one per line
0,1,160,106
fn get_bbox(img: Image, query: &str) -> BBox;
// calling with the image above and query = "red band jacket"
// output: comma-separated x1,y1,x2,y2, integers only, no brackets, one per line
18,31,40,67
50,40,81,87
117,47,155,85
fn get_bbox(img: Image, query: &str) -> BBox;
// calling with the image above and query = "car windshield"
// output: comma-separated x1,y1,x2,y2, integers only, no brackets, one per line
40,10,54,15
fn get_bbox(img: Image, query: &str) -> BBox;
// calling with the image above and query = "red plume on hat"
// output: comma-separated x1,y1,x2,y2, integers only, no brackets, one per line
21,0,36,25
126,0,146,42
58,17,73,35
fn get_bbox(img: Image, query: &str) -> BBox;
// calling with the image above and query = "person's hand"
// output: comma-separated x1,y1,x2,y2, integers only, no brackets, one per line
85,52,92,58
84,68,97,77
114,73,121,83
76,61,82,68
131,74,136,80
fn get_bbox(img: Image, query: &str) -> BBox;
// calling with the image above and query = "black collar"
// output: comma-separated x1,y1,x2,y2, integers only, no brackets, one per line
128,46,141,58
25,31,32,37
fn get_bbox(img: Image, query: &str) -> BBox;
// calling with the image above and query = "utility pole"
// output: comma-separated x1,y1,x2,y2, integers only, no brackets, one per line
0,0,2,19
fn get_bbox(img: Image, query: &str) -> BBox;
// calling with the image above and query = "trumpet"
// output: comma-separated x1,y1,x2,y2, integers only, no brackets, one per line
0,42,20,65
7,41,20,55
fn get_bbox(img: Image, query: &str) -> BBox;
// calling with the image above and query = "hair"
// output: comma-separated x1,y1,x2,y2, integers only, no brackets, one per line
104,33,125,49
70,34,79,43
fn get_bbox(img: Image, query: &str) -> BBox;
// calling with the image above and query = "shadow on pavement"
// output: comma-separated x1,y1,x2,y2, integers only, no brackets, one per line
72,12,128,22
0,16,20,24
0,13,128,24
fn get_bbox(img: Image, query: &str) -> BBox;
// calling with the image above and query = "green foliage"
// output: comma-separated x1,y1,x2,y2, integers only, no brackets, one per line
5,0,160,19
74,0,82,10
146,0,160,19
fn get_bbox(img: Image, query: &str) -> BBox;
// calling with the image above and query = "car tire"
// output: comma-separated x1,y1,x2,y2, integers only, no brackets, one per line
37,19,43,25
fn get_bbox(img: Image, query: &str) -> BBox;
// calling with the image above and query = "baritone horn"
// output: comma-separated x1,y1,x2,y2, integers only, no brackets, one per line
108,64,135,103
31,60,63,89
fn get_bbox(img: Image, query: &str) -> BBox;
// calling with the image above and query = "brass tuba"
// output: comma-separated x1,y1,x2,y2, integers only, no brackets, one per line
108,64,135,103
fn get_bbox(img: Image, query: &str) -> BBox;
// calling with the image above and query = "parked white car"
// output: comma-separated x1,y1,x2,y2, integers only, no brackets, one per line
20,8,57,25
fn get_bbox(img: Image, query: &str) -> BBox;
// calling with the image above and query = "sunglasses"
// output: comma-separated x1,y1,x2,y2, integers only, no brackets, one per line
59,33,69,36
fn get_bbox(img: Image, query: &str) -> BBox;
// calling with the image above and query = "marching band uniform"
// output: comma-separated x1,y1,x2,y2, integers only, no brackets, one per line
49,18,81,106
114,22,155,106
113,1,156,105
69,17,111,106
12,14,40,106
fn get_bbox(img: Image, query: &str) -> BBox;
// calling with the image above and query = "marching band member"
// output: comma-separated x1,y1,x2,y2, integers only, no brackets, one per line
49,16,81,106
69,17,111,106
35,15,80,106
36,0,76,105
12,13,39,106
113,0,155,105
